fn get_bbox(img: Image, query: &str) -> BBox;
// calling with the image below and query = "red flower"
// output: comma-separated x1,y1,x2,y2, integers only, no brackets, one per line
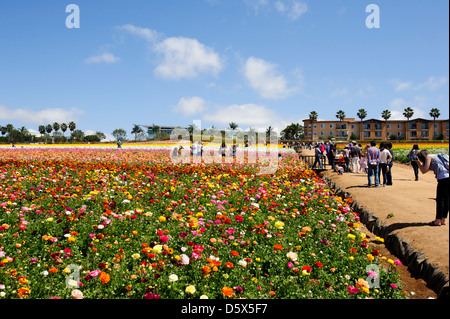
314,262,323,268
235,215,243,222
301,265,312,273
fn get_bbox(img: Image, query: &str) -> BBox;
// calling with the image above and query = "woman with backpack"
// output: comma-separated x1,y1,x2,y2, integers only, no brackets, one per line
416,150,449,226
408,144,420,181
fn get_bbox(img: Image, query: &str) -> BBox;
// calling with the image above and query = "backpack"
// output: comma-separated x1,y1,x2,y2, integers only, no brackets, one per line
436,153,449,171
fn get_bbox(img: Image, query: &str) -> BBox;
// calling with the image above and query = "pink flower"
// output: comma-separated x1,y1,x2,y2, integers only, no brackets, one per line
367,271,378,278
347,286,359,294
394,259,402,265
287,262,294,268
89,270,101,277
159,235,169,243
390,283,398,289
72,289,83,299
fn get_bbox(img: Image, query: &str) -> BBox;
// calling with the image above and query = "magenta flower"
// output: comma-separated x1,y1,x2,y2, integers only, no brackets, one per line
347,286,359,294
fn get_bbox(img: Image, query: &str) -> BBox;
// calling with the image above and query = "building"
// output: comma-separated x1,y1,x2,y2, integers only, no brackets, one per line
137,125,188,140
303,117,449,141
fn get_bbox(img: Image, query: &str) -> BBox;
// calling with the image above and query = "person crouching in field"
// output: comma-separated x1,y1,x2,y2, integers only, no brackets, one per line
416,150,449,226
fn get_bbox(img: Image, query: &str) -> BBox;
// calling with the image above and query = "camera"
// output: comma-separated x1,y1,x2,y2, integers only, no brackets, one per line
412,155,419,161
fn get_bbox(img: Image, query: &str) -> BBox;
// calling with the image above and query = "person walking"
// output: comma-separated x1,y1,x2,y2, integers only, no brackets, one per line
416,150,449,226
327,142,336,171
386,142,394,185
366,141,381,187
312,143,323,169
408,144,420,181
378,142,392,187
350,141,361,173
343,146,350,172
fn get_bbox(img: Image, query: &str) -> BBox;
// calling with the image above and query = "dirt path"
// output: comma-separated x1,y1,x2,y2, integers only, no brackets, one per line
301,149,448,298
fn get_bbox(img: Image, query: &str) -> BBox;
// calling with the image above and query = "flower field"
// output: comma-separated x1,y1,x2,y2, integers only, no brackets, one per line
389,143,449,164
0,147,407,299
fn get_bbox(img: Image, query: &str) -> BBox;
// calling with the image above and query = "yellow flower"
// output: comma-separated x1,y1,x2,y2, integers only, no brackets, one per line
366,254,375,261
348,256,354,261
302,270,311,276
132,253,140,259
158,216,166,222
274,221,285,230
186,285,196,294
387,259,394,265
68,236,76,243
347,234,356,240
152,245,163,253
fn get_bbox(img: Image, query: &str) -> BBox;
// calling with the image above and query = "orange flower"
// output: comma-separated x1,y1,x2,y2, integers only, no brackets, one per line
99,271,110,284
231,251,239,257
17,287,30,299
269,291,276,296
48,267,58,273
202,266,211,276
221,286,234,297
273,244,283,251
225,262,234,268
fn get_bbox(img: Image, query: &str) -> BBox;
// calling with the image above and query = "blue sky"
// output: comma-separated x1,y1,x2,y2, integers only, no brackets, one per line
0,0,448,140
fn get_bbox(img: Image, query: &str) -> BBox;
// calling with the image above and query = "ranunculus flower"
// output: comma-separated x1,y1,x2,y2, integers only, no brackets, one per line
72,289,83,299
185,285,196,294
169,274,178,282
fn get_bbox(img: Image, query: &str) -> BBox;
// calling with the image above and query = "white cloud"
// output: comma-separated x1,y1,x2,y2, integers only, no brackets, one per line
0,105,84,124
247,0,308,20
386,98,427,120
84,53,120,64
244,57,299,99
154,37,224,79
118,24,224,80
174,96,209,116
393,81,413,92
392,76,448,92
203,103,282,129
415,77,448,91
117,24,160,43
287,0,308,20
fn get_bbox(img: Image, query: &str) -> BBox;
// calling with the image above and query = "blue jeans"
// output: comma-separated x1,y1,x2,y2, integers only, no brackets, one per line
368,164,379,186
312,156,323,169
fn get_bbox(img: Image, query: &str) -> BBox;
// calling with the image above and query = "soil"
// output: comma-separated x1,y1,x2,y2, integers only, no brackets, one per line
302,149,448,299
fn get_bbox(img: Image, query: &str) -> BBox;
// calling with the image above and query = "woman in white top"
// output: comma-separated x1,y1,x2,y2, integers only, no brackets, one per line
378,142,392,187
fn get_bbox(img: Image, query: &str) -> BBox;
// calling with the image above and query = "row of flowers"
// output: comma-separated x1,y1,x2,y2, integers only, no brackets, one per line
0,148,407,299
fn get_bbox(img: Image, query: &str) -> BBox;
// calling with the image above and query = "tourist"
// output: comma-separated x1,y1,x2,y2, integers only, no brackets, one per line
327,142,336,171
343,146,350,172
408,144,420,181
378,142,392,187
117,140,122,149
415,150,449,226
366,141,381,187
219,142,227,162
386,142,394,185
350,141,361,173
312,143,323,169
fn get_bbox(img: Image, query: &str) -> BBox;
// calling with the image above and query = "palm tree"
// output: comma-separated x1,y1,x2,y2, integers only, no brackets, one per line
1,126,6,137
229,122,238,130
356,108,367,140
38,125,46,138
60,123,68,141
403,107,414,140
429,108,440,140
45,124,52,143
336,110,346,139
68,121,76,133
53,122,60,134
131,124,143,141
6,124,14,143
381,110,391,140
308,111,318,140
151,124,161,140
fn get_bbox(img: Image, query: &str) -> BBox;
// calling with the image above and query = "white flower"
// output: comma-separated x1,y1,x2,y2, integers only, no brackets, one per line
169,274,179,282
42,271,49,276
200,295,208,299
238,260,247,267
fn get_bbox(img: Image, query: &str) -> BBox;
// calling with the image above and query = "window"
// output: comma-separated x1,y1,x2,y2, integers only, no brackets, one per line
330,124,334,128
351,124,355,129
363,124,371,130
387,131,391,136
421,131,428,137
308,132,311,136
375,132,382,137
398,124,402,129
308,124,311,128
320,131,325,136
329,131,334,136
435,123,438,128
421,123,428,130
337,124,347,130
374,123,382,130
314,132,317,135
313,124,317,128
410,131,417,138
364,132,371,138
398,132,402,136
387,124,391,129
409,122,417,130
